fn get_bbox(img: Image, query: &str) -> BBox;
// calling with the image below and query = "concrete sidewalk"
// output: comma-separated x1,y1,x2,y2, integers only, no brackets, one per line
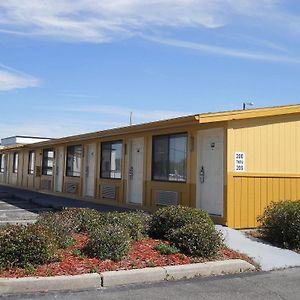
0,185,131,213
217,225,300,271
0,194,53,226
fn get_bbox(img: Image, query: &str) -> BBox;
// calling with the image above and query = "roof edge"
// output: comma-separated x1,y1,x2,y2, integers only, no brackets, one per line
197,104,300,123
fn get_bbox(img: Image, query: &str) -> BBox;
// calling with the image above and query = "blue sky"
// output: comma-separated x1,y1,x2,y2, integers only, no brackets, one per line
1,0,300,138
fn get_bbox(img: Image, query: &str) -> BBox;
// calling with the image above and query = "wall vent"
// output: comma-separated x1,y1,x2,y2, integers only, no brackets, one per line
41,179,51,190
155,190,178,206
101,185,116,199
66,182,78,194
35,166,41,177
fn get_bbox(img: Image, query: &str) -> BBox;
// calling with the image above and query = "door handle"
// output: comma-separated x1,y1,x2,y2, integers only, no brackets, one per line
199,166,205,183
129,166,134,179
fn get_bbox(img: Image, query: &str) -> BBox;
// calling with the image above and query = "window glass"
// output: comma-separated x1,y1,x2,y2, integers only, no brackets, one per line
0,154,5,173
152,137,169,180
28,151,35,175
169,135,187,182
152,133,187,182
101,141,122,179
66,145,82,177
13,152,19,173
42,149,54,176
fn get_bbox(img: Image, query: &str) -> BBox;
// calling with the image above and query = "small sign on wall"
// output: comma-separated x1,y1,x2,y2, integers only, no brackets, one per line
235,152,245,172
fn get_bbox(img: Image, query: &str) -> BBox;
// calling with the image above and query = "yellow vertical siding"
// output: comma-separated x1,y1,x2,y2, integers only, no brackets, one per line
228,174,300,228
227,114,300,228
228,114,300,173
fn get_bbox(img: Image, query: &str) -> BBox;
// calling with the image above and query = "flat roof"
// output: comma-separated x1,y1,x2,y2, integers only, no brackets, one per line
1,135,52,140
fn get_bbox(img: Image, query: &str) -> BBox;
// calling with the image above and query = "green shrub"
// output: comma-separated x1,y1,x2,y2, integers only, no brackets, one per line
102,211,151,241
258,200,300,249
37,208,103,245
168,223,223,257
0,224,60,270
149,206,214,239
60,208,103,233
24,263,36,275
84,224,131,261
154,243,179,255
36,212,75,248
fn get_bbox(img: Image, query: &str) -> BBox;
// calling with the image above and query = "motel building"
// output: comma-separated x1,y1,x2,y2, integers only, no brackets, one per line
0,104,300,229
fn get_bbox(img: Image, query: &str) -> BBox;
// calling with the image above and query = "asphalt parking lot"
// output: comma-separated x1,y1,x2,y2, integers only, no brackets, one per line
0,192,52,226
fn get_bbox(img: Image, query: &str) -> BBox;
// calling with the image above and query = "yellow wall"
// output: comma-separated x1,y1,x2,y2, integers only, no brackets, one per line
228,114,300,173
227,114,300,228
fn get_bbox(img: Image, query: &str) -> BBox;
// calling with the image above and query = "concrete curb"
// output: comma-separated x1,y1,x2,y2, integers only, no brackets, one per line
0,273,102,294
0,259,255,294
163,259,255,281
101,267,167,287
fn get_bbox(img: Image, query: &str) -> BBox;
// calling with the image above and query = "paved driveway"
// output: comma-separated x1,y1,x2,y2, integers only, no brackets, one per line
4,268,300,300
0,192,52,226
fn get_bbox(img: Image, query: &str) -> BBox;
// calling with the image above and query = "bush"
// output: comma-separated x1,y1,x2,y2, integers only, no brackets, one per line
84,224,130,261
36,212,75,248
60,208,103,233
168,223,223,257
149,206,214,239
258,200,300,249
154,243,179,255
0,224,60,270
37,208,103,246
102,211,151,241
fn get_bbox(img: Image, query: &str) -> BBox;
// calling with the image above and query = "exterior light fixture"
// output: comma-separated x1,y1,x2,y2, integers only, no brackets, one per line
243,102,254,110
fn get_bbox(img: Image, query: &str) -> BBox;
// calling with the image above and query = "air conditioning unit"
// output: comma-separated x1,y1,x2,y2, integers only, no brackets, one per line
155,190,178,206
100,185,117,199
41,179,51,190
65,182,79,194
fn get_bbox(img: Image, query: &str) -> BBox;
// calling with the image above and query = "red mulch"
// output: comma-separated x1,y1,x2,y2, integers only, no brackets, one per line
0,234,256,278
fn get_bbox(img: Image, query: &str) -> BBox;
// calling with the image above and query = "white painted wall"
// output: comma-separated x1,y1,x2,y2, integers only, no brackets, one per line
1,136,50,147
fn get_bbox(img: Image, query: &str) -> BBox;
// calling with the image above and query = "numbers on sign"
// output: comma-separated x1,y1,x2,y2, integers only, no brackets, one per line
235,153,244,159
234,152,245,172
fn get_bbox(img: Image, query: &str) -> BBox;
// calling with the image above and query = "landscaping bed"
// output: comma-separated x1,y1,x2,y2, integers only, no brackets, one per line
0,234,255,278
0,206,256,278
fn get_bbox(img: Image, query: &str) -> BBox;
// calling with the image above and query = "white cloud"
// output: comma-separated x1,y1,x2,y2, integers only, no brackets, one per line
0,0,285,42
63,104,191,122
0,64,40,91
143,35,300,64
0,1,298,64
0,118,125,139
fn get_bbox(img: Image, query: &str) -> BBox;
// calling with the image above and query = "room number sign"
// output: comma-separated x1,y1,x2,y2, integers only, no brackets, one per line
234,152,245,172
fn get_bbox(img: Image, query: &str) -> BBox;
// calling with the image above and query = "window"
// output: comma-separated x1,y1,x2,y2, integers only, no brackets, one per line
28,151,35,175
13,152,19,173
100,141,122,179
42,149,54,176
152,133,187,182
0,154,5,173
66,145,82,177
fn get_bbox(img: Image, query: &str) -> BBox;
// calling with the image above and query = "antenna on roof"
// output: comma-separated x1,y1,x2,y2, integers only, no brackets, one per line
129,112,133,125
243,102,254,110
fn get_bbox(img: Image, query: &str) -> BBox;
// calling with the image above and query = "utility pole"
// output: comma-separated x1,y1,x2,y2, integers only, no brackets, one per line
129,112,133,125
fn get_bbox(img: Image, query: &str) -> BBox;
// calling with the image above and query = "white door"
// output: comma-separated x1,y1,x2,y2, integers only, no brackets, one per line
83,143,96,197
127,137,144,204
4,154,8,184
196,128,224,216
54,146,64,192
